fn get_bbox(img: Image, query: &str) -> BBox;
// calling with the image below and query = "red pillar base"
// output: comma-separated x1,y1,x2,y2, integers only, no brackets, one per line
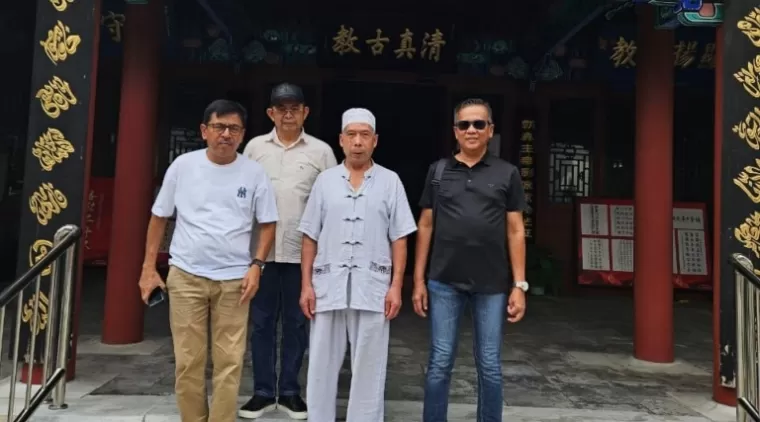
713,385,736,407
19,361,75,385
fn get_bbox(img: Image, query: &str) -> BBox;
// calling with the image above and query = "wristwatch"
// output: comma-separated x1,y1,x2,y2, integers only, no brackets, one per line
513,281,529,292
251,259,266,271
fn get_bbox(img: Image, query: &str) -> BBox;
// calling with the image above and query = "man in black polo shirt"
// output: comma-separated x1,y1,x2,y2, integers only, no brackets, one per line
413,98,528,422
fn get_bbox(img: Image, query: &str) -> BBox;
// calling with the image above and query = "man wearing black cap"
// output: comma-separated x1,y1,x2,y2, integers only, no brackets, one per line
240,83,337,420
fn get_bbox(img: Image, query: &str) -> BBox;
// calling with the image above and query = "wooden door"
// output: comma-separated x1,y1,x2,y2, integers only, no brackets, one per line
534,84,605,294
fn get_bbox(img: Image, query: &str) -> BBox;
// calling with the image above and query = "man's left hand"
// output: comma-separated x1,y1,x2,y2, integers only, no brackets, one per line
507,288,526,323
385,285,402,320
239,265,262,305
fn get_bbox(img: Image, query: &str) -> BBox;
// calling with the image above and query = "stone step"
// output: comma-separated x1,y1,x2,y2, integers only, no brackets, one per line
17,395,729,422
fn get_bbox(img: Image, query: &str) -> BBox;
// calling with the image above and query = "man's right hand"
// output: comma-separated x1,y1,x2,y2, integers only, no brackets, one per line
299,285,316,319
412,279,428,318
139,267,166,304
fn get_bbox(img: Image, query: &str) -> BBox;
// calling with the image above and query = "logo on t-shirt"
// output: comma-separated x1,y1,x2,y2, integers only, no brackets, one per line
237,187,247,198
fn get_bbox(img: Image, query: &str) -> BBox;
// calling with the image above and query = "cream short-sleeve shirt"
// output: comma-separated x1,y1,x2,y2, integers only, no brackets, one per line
243,129,338,263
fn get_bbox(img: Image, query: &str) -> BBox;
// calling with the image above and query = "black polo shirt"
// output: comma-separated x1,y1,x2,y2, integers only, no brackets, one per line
419,153,527,293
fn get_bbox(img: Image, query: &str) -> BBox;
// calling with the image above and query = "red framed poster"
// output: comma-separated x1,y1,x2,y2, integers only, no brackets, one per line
575,198,711,290
83,177,171,267
82,177,114,265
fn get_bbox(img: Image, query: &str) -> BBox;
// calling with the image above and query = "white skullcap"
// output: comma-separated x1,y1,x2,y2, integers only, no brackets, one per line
342,108,376,131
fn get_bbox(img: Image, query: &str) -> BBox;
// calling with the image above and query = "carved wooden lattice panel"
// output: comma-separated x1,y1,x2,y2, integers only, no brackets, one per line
168,128,205,164
548,143,591,203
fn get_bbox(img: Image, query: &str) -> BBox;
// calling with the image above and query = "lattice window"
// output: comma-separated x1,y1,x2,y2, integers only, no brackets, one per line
168,128,205,164
548,143,591,203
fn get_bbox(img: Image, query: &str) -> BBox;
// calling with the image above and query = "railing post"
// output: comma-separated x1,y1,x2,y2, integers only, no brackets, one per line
24,274,43,408
753,274,760,417
8,293,23,421
734,253,755,422
0,224,81,420
50,224,78,410
42,226,70,402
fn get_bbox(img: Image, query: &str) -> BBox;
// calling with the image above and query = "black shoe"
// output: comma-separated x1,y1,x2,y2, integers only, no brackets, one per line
278,395,308,420
238,395,277,419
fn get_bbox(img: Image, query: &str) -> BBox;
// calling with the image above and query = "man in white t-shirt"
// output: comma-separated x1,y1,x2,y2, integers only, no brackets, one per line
138,99,279,422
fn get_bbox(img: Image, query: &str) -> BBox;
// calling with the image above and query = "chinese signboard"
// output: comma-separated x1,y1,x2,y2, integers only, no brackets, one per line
319,22,456,71
102,10,124,42
594,25,715,88
15,0,99,363
575,198,711,290
598,35,716,70
517,115,536,241
99,0,124,58
718,0,760,389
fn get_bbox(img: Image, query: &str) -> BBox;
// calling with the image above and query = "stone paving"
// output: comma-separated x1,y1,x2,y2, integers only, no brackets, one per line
0,269,738,420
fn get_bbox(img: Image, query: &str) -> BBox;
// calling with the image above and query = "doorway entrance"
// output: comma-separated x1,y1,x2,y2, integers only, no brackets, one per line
320,80,448,274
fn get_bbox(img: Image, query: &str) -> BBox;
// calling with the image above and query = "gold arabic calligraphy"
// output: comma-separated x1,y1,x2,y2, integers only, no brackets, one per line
734,159,760,204
35,76,78,119
732,107,760,151
49,0,75,12
738,7,760,48
22,292,50,336
29,183,68,226
29,239,54,277
32,128,75,171
40,20,81,65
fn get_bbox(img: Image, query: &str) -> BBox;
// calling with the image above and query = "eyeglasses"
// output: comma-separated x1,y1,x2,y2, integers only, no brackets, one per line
455,120,491,131
273,105,304,115
207,123,244,135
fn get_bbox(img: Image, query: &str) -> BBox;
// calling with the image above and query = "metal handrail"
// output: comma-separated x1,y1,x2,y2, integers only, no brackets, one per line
729,253,760,422
0,224,80,422
740,398,760,422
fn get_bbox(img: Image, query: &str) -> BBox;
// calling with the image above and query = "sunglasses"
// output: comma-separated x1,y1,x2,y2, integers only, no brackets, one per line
455,120,491,131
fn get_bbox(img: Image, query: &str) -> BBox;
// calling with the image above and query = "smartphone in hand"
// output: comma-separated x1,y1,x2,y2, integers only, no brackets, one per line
147,288,167,307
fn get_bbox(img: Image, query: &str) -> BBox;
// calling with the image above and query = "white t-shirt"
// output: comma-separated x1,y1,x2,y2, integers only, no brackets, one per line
152,149,279,280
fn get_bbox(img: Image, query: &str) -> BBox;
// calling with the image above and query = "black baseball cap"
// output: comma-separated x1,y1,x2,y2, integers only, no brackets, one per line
270,83,305,105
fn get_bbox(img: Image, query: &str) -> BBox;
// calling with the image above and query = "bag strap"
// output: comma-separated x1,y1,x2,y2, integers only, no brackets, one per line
426,158,448,273
430,158,447,224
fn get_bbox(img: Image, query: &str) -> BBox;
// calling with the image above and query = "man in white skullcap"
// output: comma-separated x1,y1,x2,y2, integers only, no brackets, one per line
298,108,417,422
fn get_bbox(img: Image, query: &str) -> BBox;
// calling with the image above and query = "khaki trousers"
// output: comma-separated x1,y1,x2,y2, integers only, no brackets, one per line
166,266,249,422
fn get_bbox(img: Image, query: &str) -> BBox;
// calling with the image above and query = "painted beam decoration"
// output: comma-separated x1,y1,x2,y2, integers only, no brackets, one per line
719,0,760,389
15,0,99,363
630,0,724,27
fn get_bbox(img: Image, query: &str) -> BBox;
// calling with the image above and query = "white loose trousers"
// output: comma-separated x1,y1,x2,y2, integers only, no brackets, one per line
306,308,390,422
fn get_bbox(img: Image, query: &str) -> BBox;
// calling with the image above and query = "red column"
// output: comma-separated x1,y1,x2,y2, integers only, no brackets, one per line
711,25,735,407
101,0,163,344
633,5,675,363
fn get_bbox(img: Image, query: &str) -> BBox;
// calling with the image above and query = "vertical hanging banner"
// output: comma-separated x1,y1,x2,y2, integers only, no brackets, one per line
719,0,760,388
517,114,537,241
15,0,99,364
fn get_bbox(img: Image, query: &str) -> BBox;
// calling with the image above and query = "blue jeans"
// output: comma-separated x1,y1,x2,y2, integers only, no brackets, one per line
250,263,307,398
423,280,507,422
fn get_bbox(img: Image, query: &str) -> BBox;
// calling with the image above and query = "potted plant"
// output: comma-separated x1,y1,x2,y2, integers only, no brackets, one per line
525,244,562,296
